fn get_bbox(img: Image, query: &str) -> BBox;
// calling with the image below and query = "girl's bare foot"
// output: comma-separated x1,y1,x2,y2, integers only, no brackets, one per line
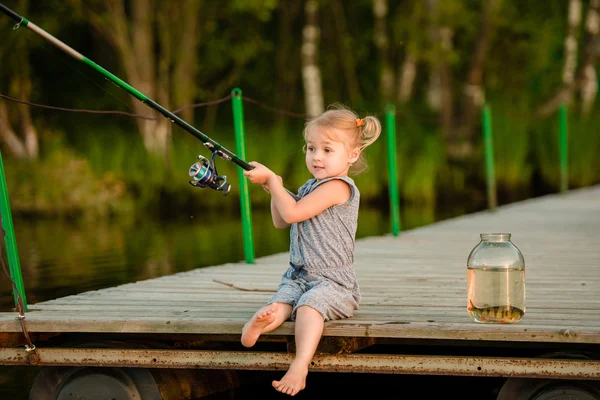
241,303,278,347
272,362,308,396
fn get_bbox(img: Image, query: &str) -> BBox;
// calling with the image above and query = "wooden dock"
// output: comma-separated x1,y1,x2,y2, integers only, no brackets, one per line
1,185,599,393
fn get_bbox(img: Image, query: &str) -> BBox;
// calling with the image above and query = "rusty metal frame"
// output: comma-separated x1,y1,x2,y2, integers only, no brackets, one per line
1,348,599,380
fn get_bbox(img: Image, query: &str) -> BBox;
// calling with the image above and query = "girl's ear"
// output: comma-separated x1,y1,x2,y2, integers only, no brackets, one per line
349,147,360,164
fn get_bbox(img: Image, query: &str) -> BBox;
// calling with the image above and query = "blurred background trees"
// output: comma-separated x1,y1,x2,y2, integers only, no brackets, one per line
0,0,598,218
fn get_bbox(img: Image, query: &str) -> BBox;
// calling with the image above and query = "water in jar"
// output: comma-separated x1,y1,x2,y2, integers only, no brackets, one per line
467,267,525,323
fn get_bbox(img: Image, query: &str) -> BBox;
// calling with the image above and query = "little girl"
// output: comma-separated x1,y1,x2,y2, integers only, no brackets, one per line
241,104,381,396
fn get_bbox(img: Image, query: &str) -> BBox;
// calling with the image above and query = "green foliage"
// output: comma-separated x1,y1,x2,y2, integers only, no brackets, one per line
5,146,132,218
0,0,598,220
490,1,566,101
488,98,533,190
531,106,600,191
567,112,600,188
395,109,444,205
531,117,560,191
401,134,443,206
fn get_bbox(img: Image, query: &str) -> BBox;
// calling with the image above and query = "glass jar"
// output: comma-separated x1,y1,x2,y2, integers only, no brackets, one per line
467,233,526,323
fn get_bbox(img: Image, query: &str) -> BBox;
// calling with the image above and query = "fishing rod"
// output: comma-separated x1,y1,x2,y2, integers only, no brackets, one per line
0,2,254,195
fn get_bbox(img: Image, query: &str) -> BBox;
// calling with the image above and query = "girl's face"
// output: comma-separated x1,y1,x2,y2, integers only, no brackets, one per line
305,127,359,180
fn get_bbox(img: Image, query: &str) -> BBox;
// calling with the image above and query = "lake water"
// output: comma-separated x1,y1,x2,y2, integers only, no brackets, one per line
0,201,483,399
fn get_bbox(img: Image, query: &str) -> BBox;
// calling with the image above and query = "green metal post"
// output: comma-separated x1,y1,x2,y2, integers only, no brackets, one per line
385,104,401,236
231,88,255,264
482,105,497,210
0,150,27,310
559,103,568,192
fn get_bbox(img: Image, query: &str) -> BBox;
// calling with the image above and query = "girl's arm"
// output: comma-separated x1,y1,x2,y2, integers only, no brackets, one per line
270,196,290,229
266,174,350,224
262,175,291,229
244,161,351,225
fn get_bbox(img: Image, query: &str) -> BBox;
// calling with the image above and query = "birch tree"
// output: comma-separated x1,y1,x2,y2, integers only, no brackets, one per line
331,0,361,103
0,0,39,159
0,64,39,159
580,0,599,115
171,1,201,125
395,1,426,104
373,0,394,103
426,0,455,142
84,0,170,158
563,0,583,95
275,0,303,125
460,0,501,143
536,0,581,118
536,0,599,118
398,53,417,103
302,0,324,118
83,0,205,159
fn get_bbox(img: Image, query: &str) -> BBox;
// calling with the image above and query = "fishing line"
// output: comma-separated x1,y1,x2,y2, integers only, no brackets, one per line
11,33,203,161
0,93,156,119
35,39,150,119
0,2,250,195
6,19,135,117
4,19,155,132
0,21,25,92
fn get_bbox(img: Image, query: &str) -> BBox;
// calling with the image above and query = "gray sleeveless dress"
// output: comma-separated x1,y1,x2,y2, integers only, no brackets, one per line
267,176,361,321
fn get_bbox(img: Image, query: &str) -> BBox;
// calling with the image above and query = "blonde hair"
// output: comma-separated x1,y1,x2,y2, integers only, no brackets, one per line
303,103,381,175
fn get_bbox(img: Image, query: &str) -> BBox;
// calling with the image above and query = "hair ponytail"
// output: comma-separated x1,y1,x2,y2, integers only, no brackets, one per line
350,115,381,174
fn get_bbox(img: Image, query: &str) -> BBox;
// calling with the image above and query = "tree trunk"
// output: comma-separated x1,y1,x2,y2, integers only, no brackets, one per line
438,27,454,141
397,1,424,103
373,0,394,103
562,0,582,89
398,53,417,103
17,74,39,158
129,0,160,153
275,0,303,126
460,0,501,143
427,68,442,111
580,0,599,115
426,0,441,111
330,0,362,103
0,0,39,159
537,0,582,117
426,0,454,141
89,0,170,158
172,1,201,124
536,0,599,118
581,65,598,115
0,101,27,158
302,0,324,118
0,17,39,160
155,6,174,162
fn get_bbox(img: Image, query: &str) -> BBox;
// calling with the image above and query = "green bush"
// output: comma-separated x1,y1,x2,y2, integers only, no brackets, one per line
5,147,132,218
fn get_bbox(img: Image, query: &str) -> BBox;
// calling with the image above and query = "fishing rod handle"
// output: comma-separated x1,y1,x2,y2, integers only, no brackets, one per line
0,3,23,23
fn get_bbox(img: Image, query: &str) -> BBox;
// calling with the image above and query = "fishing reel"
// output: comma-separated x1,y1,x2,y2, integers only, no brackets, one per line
188,152,231,195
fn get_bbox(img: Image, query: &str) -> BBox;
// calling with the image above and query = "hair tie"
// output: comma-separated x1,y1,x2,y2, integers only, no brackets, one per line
355,118,365,127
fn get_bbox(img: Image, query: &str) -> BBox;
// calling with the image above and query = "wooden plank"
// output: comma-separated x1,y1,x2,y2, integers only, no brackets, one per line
0,185,598,348
11,313,599,328
1,315,599,344
27,303,600,316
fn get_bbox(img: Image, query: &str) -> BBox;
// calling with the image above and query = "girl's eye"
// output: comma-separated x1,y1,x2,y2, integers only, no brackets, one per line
325,148,332,153
307,146,314,152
